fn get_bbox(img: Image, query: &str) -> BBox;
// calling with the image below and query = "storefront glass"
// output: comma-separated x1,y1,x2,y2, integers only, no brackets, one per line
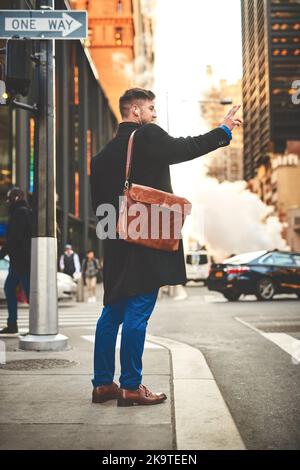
0,106,12,241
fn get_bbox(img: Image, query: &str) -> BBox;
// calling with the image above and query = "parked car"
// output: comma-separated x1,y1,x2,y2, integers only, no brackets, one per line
207,250,300,301
0,256,77,301
185,250,213,282
57,272,78,300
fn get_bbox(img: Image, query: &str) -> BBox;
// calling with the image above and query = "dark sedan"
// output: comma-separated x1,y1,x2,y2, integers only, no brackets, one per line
207,250,300,301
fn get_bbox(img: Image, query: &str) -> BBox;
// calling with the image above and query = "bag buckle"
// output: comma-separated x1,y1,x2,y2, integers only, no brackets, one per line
124,180,129,191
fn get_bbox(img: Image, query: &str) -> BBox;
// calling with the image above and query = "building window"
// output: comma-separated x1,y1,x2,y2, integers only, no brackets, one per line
87,129,91,176
115,27,123,46
74,65,79,106
73,59,80,218
117,0,123,13
75,171,79,218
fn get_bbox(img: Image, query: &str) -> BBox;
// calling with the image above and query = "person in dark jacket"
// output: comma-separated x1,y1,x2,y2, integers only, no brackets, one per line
59,244,81,279
0,188,32,334
90,88,242,406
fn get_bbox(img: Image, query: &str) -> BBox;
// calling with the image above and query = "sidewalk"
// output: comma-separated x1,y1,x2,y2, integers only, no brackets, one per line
0,289,244,450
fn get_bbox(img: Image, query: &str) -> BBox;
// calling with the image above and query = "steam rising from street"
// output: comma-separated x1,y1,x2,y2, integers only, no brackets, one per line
183,178,288,261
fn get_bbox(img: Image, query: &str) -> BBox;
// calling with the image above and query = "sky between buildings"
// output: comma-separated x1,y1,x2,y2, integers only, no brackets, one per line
154,0,243,135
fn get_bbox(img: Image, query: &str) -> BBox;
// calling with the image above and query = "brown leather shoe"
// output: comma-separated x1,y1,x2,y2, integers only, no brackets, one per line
117,384,167,407
92,382,120,403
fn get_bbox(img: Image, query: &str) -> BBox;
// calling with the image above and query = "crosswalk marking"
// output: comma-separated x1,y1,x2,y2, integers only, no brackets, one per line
204,295,227,303
82,334,164,349
0,306,101,328
1,293,229,329
262,333,300,364
235,316,300,364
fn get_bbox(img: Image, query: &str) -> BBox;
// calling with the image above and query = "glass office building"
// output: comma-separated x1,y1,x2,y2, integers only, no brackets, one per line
241,0,300,180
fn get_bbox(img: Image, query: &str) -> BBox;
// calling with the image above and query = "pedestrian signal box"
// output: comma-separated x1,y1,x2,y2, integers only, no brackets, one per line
6,38,31,96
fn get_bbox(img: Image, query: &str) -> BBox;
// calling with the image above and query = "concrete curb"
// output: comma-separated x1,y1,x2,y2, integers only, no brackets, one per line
147,334,245,450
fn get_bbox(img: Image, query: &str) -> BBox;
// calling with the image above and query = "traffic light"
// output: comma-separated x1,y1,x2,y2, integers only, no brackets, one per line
0,79,8,105
5,38,32,96
0,63,9,105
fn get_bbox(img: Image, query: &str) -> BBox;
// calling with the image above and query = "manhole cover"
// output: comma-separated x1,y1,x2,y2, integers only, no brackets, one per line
0,359,78,370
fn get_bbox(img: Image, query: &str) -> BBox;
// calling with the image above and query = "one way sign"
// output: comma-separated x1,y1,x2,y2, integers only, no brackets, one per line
0,10,87,39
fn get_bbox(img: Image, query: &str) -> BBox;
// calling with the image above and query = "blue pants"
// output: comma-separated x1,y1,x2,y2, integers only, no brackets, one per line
4,267,30,324
92,289,159,390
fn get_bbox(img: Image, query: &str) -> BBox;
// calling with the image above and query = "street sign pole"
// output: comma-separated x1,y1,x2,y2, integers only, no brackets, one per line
20,0,67,351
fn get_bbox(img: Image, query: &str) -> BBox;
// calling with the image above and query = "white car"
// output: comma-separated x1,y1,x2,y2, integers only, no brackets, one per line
185,250,213,282
0,257,77,300
57,272,78,300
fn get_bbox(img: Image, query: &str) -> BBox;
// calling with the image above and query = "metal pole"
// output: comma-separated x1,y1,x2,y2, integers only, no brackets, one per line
20,0,67,351
79,51,89,255
16,108,29,192
61,41,69,248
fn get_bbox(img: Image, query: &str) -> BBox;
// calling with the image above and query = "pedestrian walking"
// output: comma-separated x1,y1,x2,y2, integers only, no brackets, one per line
82,250,100,303
90,88,242,406
59,244,81,279
0,188,32,334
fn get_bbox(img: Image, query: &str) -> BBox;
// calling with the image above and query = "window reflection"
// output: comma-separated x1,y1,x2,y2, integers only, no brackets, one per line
0,106,12,243
0,107,12,187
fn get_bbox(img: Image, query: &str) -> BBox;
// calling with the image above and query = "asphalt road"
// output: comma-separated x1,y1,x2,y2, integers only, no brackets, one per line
150,284,300,450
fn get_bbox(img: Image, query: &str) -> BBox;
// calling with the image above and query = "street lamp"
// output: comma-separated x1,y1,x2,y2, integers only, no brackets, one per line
220,98,232,106
219,99,233,105
181,98,233,105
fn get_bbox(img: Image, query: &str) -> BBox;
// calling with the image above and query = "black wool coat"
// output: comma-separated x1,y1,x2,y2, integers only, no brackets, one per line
90,122,230,306
0,200,32,276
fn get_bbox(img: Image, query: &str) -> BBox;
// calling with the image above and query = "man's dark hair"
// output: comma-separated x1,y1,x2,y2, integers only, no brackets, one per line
119,88,155,118
6,187,25,204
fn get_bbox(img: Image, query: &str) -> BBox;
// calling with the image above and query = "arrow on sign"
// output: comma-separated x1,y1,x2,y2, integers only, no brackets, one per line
5,12,82,37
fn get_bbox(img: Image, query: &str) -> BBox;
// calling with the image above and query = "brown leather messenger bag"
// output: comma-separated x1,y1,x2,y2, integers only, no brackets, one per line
116,130,192,252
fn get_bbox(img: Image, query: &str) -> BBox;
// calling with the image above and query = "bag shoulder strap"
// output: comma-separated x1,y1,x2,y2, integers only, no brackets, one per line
124,130,138,191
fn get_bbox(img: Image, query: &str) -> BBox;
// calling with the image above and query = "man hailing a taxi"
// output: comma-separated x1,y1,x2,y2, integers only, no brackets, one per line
90,88,242,406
